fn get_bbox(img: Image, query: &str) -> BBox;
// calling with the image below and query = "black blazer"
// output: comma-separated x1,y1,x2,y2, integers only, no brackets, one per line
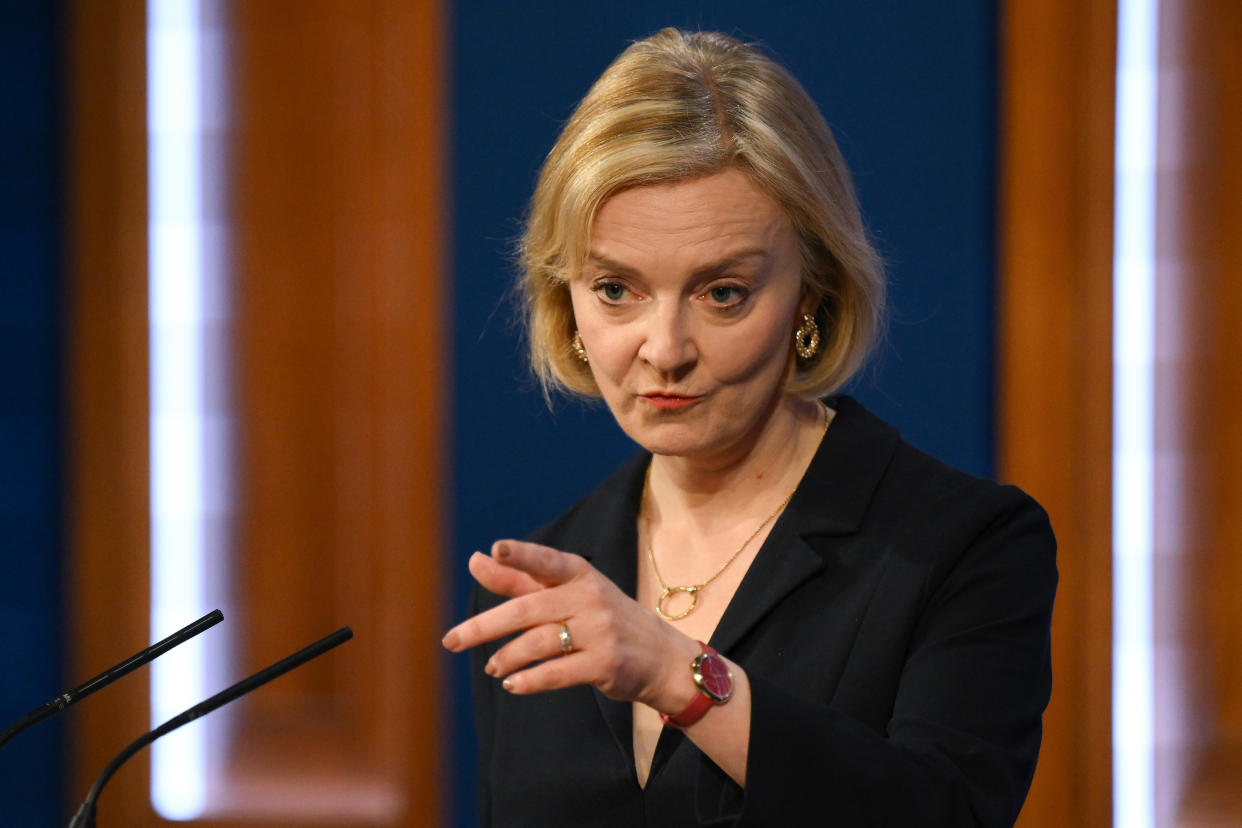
471,397,1057,827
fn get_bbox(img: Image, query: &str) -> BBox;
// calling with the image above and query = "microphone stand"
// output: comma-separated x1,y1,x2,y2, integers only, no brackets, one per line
68,626,353,828
0,610,224,749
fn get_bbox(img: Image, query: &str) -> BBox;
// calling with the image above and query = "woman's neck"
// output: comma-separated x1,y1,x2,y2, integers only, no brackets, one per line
646,396,829,524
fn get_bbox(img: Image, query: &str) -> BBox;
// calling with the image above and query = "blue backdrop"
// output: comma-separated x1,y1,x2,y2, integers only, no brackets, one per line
0,2,65,824
450,3,996,825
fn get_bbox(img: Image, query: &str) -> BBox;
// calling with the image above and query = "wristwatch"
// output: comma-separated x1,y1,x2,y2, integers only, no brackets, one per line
660,641,733,728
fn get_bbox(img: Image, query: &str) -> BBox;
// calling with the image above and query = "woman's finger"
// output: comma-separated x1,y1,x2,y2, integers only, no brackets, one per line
469,550,543,598
499,651,585,695
484,621,572,678
491,539,589,586
442,588,569,652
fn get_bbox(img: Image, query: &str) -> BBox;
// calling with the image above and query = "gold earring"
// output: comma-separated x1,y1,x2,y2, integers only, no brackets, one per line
572,330,589,363
794,314,820,360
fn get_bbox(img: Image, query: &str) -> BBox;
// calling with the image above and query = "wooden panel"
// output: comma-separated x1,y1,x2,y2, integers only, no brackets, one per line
1186,0,1242,742
224,0,446,824
68,1,447,825
997,2,1116,826
1152,0,1216,820
1165,0,1242,822
1179,743,1242,828
66,1,154,823
1002,1,1242,824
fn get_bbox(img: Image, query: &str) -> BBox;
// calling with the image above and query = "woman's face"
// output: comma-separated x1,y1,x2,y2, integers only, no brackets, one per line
569,167,810,466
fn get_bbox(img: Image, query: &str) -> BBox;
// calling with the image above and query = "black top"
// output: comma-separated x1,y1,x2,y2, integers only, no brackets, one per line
471,396,1057,827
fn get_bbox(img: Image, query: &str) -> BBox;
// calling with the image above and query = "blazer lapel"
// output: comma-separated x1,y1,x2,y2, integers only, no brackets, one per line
569,452,648,774
709,526,824,653
711,396,900,654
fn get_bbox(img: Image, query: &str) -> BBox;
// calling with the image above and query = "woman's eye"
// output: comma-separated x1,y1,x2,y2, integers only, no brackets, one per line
597,282,628,302
706,285,746,306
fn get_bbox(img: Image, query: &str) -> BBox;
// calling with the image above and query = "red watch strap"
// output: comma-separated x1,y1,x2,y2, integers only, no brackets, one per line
660,642,727,729
662,691,714,728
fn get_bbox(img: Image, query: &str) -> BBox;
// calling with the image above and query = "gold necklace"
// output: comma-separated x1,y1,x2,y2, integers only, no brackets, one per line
642,402,829,621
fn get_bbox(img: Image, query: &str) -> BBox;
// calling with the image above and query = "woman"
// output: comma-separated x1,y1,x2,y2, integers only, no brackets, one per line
442,29,1056,827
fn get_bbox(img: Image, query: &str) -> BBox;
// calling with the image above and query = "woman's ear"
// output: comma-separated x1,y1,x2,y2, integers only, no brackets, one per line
798,290,821,320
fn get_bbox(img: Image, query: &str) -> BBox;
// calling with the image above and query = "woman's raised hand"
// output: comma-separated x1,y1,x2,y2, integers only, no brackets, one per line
442,540,700,712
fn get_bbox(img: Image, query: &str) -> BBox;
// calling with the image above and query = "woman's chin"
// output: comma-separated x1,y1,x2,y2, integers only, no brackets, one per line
624,424,737,464
616,420,699,456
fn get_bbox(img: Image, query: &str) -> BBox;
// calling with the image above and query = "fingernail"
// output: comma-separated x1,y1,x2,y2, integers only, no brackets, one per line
441,630,459,650
494,542,510,560
501,677,514,692
484,658,497,676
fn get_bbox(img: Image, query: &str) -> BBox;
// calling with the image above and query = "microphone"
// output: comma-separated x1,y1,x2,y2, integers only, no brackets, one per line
68,626,353,828
0,609,224,750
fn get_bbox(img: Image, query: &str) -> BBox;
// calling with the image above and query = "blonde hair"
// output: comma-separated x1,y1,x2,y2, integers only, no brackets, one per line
520,28,884,398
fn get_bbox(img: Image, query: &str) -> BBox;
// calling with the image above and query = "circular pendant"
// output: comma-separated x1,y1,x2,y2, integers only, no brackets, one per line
657,585,700,620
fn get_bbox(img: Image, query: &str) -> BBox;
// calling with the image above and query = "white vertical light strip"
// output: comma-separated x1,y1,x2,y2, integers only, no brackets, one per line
1113,0,1159,826
148,0,209,818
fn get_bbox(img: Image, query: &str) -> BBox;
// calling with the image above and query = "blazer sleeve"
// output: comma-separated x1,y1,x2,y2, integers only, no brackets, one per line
738,489,1057,827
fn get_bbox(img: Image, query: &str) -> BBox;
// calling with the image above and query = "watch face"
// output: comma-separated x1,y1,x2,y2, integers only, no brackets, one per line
694,652,733,702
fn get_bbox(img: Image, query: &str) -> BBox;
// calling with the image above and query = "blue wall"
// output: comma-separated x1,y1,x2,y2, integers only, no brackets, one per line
450,3,996,825
0,3,65,824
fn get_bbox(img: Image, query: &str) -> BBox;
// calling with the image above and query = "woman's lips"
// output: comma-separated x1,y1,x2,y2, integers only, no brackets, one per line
640,393,702,411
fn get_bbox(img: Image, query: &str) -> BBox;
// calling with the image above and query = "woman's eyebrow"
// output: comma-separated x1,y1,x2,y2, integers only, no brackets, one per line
584,253,640,276
689,249,769,278
585,249,770,278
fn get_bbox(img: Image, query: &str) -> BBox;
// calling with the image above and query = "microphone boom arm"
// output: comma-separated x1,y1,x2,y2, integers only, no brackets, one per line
68,626,353,828
0,609,224,750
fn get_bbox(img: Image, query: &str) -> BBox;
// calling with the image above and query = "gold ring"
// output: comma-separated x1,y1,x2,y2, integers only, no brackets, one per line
558,622,574,656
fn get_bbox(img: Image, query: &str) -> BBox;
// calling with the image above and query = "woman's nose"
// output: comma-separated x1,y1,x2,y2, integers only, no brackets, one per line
636,305,697,376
